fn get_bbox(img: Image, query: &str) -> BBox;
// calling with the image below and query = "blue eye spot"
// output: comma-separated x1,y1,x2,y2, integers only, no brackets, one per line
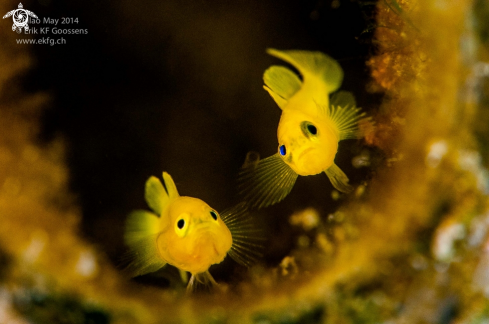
279,145,286,156
307,124,317,135
210,210,218,221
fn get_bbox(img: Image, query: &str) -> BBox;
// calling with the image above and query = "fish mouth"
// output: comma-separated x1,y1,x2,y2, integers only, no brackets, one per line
298,147,314,161
212,244,219,257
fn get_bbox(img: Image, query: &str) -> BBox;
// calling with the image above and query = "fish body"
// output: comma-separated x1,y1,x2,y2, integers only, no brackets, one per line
124,172,260,292
156,196,232,274
239,49,367,209
277,108,339,176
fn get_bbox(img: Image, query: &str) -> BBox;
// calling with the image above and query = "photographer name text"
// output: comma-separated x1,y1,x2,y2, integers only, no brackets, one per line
25,17,88,35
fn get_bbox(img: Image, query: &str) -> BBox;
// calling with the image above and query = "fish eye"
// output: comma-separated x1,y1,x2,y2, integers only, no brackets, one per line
301,121,318,138
210,210,218,221
279,145,287,156
307,124,317,135
174,213,189,237
177,219,185,229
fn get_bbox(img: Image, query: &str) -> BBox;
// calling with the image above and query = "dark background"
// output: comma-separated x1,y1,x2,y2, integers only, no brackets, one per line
20,0,379,286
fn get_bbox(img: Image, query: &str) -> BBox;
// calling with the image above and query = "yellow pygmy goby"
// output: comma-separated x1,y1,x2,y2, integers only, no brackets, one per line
124,172,260,292
239,49,368,209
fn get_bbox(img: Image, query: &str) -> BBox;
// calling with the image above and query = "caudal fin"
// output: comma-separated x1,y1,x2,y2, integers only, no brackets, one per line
123,172,180,277
123,210,166,277
266,48,343,94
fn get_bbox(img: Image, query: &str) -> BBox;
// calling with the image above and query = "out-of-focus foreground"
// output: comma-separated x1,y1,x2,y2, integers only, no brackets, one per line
1,0,489,323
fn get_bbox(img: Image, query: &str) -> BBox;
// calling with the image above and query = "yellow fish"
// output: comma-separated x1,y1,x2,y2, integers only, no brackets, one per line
124,172,260,292
239,49,367,208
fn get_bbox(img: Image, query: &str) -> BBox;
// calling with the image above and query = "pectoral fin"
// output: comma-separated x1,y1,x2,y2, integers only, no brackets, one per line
221,203,264,267
324,163,353,193
319,91,369,141
263,65,302,109
238,153,298,209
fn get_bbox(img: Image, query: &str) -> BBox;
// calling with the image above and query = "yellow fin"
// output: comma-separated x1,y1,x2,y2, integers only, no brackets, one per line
220,203,264,267
266,48,343,94
324,163,353,193
162,172,179,200
331,91,356,107
145,173,179,216
144,176,168,215
264,86,288,109
238,153,298,209
123,210,167,277
325,103,367,140
263,65,302,109
179,269,189,284
186,271,219,294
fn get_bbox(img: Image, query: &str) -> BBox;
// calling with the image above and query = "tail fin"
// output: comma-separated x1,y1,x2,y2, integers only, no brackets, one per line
266,48,343,94
123,210,166,277
186,271,219,294
123,172,180,277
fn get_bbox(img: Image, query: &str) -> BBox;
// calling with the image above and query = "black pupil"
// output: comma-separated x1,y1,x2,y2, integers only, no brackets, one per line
307,124,317,135
210,211,217,220
177,219,185,229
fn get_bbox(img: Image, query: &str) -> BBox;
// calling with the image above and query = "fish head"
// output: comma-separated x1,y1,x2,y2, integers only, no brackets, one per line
157,196,232,274
277,109,338,176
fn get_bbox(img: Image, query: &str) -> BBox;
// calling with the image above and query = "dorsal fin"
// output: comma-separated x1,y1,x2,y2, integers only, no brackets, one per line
266,48,343,94
144,176,167,216
263,65,302,109
330,91,356,108
162,172,179,200
144,172,180,216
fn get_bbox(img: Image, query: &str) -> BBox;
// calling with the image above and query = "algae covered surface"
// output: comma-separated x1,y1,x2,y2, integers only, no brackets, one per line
1,0,489,323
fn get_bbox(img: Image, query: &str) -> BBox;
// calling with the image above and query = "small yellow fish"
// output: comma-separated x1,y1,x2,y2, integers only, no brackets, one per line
124,172,260,292
239,49,367,208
